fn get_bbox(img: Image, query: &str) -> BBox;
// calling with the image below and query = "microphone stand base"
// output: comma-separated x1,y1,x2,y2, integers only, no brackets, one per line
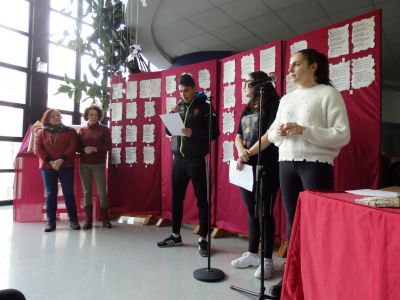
193,267,225,282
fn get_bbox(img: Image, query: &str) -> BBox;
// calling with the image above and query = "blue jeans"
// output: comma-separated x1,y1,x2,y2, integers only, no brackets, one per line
41,167,78,222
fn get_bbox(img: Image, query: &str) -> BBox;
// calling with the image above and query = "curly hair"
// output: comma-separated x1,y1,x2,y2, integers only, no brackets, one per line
41,108,61,126
83,104,104,121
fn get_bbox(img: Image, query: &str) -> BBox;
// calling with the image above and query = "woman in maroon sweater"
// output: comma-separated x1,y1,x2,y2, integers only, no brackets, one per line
78,105,112,229
34,109,81,232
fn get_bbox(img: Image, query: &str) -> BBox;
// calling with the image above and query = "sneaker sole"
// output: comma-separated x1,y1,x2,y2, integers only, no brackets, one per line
231,263,260,269
157,242,183,248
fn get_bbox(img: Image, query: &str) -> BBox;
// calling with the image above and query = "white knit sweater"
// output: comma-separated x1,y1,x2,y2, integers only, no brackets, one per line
268,84,350,164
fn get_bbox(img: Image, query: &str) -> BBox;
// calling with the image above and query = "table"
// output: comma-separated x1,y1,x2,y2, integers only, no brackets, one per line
282,191,400,300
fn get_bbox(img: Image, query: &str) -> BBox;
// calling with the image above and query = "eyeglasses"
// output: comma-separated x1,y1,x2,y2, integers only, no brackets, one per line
243,80,254,89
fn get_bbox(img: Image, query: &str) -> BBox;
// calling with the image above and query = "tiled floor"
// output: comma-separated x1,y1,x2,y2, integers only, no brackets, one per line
0,205,284,300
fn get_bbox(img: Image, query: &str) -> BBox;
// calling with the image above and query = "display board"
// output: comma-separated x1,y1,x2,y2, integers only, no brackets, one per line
160,60,218,226
108,72,162,215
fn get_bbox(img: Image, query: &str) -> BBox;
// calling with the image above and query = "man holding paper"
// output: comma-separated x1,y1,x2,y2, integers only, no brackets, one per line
157,74,219,257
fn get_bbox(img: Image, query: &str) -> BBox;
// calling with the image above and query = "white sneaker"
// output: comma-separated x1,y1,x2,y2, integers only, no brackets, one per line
231,252,260,268
255,258,273,279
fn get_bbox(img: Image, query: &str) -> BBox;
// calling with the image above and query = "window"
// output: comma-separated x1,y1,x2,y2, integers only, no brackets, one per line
0,28,29,68
47,78,75,111
48,44,76,78
0,142,21,169
0,0,30,32
0,67,27,104
0,173,15,201
0,107,23,137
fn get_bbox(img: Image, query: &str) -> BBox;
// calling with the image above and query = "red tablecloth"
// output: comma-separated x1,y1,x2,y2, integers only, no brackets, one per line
13,153,100,222
282,191,400,300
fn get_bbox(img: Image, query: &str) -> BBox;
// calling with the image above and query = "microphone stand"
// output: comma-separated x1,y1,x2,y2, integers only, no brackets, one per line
230,83,276,299
193,96,225,282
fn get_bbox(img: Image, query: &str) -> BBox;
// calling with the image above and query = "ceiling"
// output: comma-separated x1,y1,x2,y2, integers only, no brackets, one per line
125,0,400,87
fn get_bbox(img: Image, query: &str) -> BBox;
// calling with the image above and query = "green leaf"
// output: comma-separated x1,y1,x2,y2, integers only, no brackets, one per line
57,85,72,94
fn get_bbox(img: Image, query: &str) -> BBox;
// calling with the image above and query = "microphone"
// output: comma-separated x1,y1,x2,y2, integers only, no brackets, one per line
248,75,276,88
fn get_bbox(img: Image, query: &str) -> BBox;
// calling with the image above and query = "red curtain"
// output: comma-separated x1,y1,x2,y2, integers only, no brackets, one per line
215,41,285,235
283,10,381,190
160,60,218,225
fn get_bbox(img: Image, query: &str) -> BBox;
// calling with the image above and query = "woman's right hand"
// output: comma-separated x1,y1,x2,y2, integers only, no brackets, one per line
236,159,244,170
238,149,249,163
276,123,287,136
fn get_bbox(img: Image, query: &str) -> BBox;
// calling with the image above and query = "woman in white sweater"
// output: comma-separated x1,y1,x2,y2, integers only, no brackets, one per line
247,48,350,297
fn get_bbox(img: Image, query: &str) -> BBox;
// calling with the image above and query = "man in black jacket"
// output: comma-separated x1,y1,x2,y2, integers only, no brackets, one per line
157,74,219,257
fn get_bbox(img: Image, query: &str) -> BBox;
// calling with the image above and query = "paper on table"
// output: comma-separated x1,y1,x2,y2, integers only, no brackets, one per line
345,189,400,197
229,160,253,191
159,113,184,136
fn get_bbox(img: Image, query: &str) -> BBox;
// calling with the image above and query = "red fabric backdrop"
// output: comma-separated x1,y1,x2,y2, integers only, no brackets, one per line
160,60,218,226
108,72,162,215
13,152,87,222
215,41,285,236
283,10,381,190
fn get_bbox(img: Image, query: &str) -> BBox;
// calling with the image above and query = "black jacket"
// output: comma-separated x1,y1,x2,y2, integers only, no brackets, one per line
168,92,220,157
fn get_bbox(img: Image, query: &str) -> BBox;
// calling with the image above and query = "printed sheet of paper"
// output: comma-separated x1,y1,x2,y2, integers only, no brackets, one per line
223,112,235,134
223,84,236,109
198,69,210,89
229,160,253,192
223,60,235,84
260,47,276,74
126,81,137,99
223,140,234,162
125,125,137,143
329,61,350,92
290,40,308,56
111,126,122,144
242,81,250,104
328,24,349,58
111,147,121,165
125,146,137,164
126,102,137,120
285,74,297,94
241,54,254,79
140,80,151,99
166,75,176,94
346,189,399,197
351,55,375,89
111,102,122,122
166,97,177,113
352,16,375,53
150,78,161,98
143,146,155,165
111,83,123,99
144,101,156,118
143,124,155,144
159,113,184,136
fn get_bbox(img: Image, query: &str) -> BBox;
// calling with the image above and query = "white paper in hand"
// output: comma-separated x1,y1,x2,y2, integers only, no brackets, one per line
159,113,184,136
229,160,253,191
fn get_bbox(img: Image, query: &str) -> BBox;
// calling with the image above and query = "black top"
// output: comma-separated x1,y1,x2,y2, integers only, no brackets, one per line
168,92,220,157
237,97,279,167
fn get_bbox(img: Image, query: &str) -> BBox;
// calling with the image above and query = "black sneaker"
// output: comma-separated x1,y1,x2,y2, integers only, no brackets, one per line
198,239,208,257
157,234,183,248
269,279,282,298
